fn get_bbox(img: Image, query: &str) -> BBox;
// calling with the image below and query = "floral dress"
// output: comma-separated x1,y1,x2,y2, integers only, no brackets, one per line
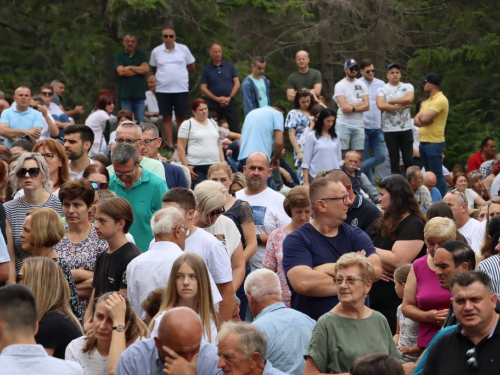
285,109,311,184
54,225,108,310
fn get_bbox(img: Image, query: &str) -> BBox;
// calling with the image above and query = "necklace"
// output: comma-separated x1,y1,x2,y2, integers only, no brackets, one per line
67,225,92,253
45,248,54,257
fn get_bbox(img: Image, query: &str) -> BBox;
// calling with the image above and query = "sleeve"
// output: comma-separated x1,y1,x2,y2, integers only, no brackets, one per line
396,216,425,241
114,51,123,68
172,164,189,188
336,139,342,169
184,46,196,65
36,313,61,350
304,318,329,372
230,63,239,78
429,96,447,113
0,110,8,124
421,338,440,375
207,242,233,284
226,219,241,256
115,351,137,375
332,81,344,99
285,110,298,130
65,338,79,361
149,49,157,68
139,50,148,64
177,120,190,139
301,132,315,170
272,110,284,131
360,81,369,95
351,227,377,256
286,73,295,89
282,231,313,274
377,85,386,98
383,317,402,359
313,69,322,84
262,229,279,270
407,83,415,93
199,65,209,84
34,110,43,126
91,252,102,288
239,201,254,224
241,79,255,116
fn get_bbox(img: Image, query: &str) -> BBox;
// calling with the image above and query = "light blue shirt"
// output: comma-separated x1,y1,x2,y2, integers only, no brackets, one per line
250,77,269,108
0,344,83,375
263,359,291,375
359,76,384,130
301,131,342,178
115,338,222,375
252,302,316,375
430,187,442,202
413,325,458,375
0,106,43,148
239,106,284,161
0,232,9,263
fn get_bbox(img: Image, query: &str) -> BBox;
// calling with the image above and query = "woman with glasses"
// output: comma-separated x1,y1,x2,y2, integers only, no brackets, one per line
85,92,115,157
32,139,70,193
4,152,63,283
304,253,400,374
301,108,342,186
452,172,485,214
366,174,426,334
177,99,224,188
193,180,245,291
54,179,108,311
82,164,110,204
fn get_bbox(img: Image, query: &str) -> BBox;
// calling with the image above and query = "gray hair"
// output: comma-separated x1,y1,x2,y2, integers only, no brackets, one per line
117,122,142,138
150,206,185,236
111,143,139,165
234,294,241,306
194,180,228,218
345,150,361,159
217,322,267,363
244,269,282,302
139,123,160,138
9,152,53,196
406,165,421,183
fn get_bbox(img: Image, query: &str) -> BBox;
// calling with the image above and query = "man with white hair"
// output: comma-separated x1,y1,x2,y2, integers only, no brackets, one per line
245,269,315,375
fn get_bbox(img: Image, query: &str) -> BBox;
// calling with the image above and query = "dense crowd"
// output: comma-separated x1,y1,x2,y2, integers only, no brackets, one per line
0,27,499,375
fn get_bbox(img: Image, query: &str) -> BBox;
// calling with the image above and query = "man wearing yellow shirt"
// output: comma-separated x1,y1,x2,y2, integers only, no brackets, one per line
414,73,449,197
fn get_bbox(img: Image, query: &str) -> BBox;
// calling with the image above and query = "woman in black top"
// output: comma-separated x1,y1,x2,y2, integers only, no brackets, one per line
367,174,426,334
20,256,83,359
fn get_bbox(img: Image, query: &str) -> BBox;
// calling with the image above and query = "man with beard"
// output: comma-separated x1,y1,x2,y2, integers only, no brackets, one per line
63,124,95,179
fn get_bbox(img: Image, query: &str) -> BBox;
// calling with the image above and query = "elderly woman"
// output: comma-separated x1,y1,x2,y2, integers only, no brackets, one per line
452,172,485,213
367,174,426,333
263,186,312,307
304,253,400,374
192,180,245,291
54,179,108,310
401,217,455,348
5,152,63,283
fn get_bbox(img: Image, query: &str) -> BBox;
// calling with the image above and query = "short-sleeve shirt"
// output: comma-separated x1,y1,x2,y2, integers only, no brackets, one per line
282,223,377,320
286,69,322,91
333,78,368,127
114,49,149,100
202,215,240,259
0,106,43,148
200,61,239,108
223,199,254,247
418,91,449,143
149,42,195,93
377,82,414,132
177,118,220,166
92,242,142,297
65,336,108,374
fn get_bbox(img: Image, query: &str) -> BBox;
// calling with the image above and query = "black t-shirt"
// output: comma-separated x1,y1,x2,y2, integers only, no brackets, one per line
92,242,141,298
345,193,381,232
35,310,82,359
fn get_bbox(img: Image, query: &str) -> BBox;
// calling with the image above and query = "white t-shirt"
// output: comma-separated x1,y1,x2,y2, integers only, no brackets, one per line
202,215,241,259
333,78,368,127
85,109,109,157
177,119,220,166
377,82,414,132
145,90,159,122
40,102,66,139
458,218,483,254
149,42,196,93
490,173,500,198
65,336,108,375
464,188,479,209
235,188,291,271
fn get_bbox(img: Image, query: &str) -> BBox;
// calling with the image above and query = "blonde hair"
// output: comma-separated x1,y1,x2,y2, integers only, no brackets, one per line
9,152,53,196
424,217,457,243
231,172,246,189
394,264,412,284
335,252,375,282
26,208,65,249
194,180,228,218
150,253,219,342
208,162,232,180
23,257,83,333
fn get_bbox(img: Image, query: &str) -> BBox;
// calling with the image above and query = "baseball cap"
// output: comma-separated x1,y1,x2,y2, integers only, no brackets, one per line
423,73,442,86
386,63,401,71
344,59,359,69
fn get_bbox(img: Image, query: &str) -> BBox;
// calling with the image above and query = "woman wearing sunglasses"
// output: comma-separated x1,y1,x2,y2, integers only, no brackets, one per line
4,152,63,283
83,164,110,204
55,179,108,311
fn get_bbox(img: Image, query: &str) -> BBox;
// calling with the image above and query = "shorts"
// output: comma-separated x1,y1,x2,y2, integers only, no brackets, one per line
336,122,365,151
157,92,189,118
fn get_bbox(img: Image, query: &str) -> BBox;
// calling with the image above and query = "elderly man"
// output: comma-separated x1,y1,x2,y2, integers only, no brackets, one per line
286,50,322,101
283,178,382,320
423,271,500,375
245,269,315,375
341,150,380,202
423,171,442,202
116,307,221,375
109,144,168,251
406,166,432,212
217,321,289,375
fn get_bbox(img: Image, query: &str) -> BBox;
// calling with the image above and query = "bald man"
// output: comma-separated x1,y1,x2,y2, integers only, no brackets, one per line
423,171,442,202
115,307,222,375
286,50,323,101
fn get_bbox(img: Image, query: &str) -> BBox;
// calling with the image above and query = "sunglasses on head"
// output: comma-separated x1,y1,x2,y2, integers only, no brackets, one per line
90,181,109,190
16,168,40,178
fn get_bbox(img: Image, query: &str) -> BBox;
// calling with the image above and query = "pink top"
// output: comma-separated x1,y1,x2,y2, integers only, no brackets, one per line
413,255,452,347
262,225,291,307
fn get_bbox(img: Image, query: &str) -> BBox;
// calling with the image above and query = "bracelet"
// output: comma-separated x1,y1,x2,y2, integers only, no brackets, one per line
256,234,262,246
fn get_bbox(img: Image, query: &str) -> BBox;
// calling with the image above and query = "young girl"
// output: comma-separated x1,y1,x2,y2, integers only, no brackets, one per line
394,264,420,363
150,253,219,343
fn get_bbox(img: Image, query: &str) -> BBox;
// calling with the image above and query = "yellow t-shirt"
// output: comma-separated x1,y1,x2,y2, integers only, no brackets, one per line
418,91,449,143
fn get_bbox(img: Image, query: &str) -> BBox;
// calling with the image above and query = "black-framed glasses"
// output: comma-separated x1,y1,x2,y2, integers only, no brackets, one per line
466,347,477,368
335,277,365,286
364,70,375,73
40,152,55,161
450,188,466,204
90,181,109,190
16,168,40,178
40,91,53,96
143,137,159,145
116,138,141,145
163,34,175,38
349,66,359,72
320,194,350,205
209,207,226,217
16,274,24,283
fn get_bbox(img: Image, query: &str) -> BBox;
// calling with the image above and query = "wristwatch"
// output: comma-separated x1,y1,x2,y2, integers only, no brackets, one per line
113,324,126,332
256,234,262,246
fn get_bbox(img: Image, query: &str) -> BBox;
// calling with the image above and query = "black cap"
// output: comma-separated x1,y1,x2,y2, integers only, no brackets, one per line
386,63,401,71
423,73,442,86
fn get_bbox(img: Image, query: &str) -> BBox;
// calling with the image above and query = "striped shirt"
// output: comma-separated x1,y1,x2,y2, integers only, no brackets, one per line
478,254,500,295
4,194,63,274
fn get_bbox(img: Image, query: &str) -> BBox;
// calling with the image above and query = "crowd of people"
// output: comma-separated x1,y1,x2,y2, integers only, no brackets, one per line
0,28,500,375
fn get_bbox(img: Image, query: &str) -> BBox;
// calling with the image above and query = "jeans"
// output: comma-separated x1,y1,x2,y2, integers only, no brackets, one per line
363,129,387,183
120,99,146,122
383,129,414,175
280,158,300,188
420,141,446,197
191,164,211,189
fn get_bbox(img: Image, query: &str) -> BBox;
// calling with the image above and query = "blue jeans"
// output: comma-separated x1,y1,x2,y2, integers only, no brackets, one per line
363,128,387,183
120,99,146,122
420,142,446,197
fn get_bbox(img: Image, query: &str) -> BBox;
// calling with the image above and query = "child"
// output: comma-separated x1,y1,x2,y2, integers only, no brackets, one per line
394,264,420,363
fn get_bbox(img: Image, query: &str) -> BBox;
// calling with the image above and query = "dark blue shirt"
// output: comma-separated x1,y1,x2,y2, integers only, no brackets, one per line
345,192,381,233
162,162,189,189
200,60,239,108
282,222,376,321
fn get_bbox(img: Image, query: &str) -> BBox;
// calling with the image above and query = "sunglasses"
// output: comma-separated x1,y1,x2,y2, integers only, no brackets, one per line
450,188,466,203
90,181,109,190
349,66,359,72
40,91,53,96
364,69,375,73
209,207,226,217
163,34,175,38
16,167,40,178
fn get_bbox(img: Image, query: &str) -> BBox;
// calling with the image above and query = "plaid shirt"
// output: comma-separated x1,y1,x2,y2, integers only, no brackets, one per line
480,159,494,179
415,185,433,212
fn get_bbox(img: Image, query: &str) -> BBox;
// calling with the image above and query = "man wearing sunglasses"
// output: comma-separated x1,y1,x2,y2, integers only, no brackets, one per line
38,84,73,140
333,59,370,160
150,27,195,153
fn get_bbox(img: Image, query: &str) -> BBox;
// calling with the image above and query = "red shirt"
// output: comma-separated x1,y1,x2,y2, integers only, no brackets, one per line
467,150,484,172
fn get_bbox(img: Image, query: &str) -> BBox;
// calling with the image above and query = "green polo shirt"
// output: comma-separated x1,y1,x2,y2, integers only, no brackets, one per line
109,167,168,252
108,157,166,182
114,49,148,100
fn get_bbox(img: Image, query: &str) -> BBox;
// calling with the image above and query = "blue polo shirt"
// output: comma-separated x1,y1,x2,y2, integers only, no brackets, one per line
200,60,239,108
0,106,43,148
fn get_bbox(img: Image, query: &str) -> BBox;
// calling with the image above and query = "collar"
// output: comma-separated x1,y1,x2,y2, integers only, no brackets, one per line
150,241,183,252
254,302,287,320
429,91,444,100
210,60,225,68
111,166,148,190
1,344,48,357
348,191,362,211
162,42,178,52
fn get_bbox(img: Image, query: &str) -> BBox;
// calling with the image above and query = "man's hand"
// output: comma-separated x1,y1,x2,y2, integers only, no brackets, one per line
28,127,42,139
270,157,280,170
74,106,85,115
188,165,198,181
281,168,293,183
341,104,353,114
163,345,198,375
426,308,448,325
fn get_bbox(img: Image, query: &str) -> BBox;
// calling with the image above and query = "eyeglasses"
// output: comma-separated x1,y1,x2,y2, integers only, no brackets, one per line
364,70,375,74
116,138,141,145
320,194,350,205
40,152,55,161
209,207,226,217
349,66,359,72
450,188,466,204
16,168,40,178
179,226,191,237
143,137,159,145
16,274,24,283
90,181,109,190
115,170,136,177
40,91,53,96
335,277,365,285
163,34,175,38
466,347,477,368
